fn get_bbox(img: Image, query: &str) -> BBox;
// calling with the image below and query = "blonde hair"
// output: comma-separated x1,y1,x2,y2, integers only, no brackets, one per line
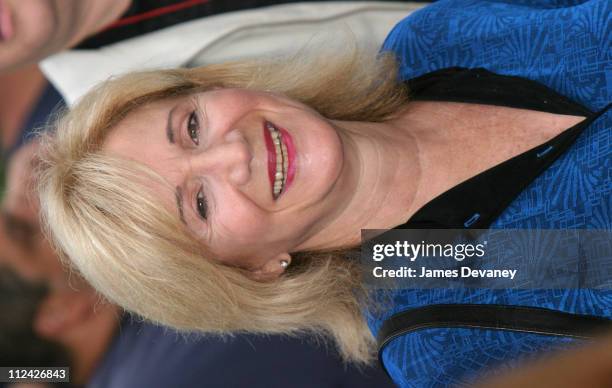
37,45,408,367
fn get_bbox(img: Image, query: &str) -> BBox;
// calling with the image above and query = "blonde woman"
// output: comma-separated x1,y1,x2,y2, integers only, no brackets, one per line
38,1,611,385
38,51,406,367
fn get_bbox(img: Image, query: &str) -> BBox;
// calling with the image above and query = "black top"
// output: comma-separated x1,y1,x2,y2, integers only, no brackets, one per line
397,67,608,229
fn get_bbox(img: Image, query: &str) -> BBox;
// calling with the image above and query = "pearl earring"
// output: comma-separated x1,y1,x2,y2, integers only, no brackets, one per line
280,260,289,269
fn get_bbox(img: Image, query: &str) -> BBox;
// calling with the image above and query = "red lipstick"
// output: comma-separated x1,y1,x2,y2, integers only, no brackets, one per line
278,127,296,190
263,121,297,200
263,122,277,194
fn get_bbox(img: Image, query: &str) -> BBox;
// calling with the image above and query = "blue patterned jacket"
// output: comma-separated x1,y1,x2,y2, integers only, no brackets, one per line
366,1,611,386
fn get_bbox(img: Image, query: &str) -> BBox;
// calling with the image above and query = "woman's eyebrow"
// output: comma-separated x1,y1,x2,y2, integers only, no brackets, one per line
166,105,179,144
175,186,186,224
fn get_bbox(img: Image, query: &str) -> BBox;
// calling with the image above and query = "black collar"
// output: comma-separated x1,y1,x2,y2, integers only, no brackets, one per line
397,67,607,229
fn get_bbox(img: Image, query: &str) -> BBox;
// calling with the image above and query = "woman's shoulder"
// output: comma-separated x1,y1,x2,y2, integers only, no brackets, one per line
385,0,599,41
383,0,611,111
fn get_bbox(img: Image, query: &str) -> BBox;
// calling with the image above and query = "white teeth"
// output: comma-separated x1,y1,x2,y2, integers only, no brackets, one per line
283,161,288,181
281,143,288,184
266,122,287,198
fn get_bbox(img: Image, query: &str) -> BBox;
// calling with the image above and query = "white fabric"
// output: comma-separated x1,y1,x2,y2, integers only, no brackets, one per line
41,2,426,106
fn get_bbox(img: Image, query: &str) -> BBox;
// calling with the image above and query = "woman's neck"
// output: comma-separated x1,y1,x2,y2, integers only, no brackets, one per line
294,108,428,251
295,100,586,252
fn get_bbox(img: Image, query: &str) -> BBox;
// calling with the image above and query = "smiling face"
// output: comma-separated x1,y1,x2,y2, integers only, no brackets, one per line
103,88,347,271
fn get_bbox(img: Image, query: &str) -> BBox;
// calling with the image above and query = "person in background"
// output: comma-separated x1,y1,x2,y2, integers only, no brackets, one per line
0,0,130,72
0,0,417,73
0,65,46,151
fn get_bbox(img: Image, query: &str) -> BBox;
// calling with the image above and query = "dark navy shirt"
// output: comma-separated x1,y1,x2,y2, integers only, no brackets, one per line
88,316,395,388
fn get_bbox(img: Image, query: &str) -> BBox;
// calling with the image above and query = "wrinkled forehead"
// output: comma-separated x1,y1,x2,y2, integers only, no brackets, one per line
103,97,176,148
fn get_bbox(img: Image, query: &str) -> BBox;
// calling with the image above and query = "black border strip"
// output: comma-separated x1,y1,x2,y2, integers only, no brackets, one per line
377,304,612,376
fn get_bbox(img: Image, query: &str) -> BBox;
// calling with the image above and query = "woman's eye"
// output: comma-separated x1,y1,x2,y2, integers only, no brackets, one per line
187,111,200,145
196,187,208,220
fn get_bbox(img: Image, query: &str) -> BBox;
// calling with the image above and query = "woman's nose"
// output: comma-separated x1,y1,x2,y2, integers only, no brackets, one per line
189,137,252,186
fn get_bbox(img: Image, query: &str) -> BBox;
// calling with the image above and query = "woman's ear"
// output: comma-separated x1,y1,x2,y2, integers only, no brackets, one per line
250,252,292,281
